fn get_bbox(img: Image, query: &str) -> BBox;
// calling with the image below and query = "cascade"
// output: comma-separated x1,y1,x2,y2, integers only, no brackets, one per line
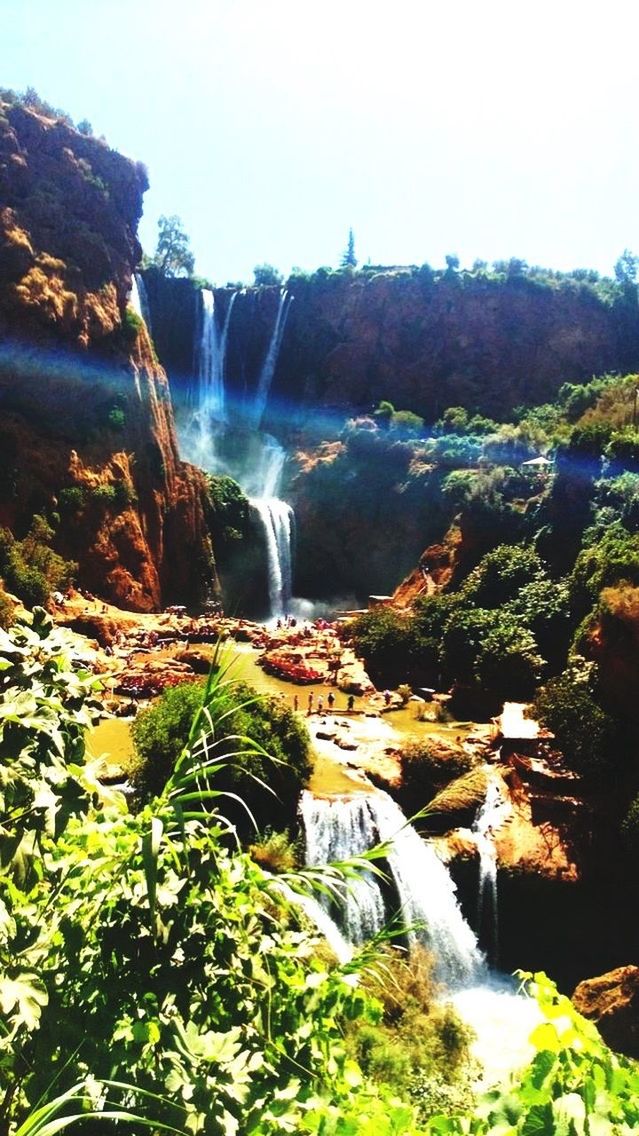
300,789,485,987
250,497,294,618
471,777,510,964
249,289,292,429
181,283,295,620
197,289,225,423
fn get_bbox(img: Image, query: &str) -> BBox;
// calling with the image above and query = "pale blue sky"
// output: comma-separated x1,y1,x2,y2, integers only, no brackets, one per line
2,0,638,284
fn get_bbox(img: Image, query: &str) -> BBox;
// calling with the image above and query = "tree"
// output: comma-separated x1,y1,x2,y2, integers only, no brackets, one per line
614,248,638,288
341,228,357,268
253,263,283,286
152,214,195,277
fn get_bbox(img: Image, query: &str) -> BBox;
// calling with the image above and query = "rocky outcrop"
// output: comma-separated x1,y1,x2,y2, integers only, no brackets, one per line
0,101,213,610
572,966,639,1056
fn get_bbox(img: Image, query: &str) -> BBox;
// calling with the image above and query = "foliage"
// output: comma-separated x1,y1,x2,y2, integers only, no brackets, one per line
347,946,475,1118
253,264,283,286
0,608,102,878
57,486,86,515
205,474,250,547
570,523,639,616
398,741,473,806
341,228,358,269
418,971,639,1134
0,618,390,1135
442,607,543,699
0,519,76,610
0,584,15,629
620,793,639,857
130,675,312,830
460,545,543,609
249,827,299,872
534,657,620,779
151,215,195,277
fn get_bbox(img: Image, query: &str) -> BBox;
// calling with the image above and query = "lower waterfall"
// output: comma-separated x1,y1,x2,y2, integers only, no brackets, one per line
300,789,484,987
250,497,294,618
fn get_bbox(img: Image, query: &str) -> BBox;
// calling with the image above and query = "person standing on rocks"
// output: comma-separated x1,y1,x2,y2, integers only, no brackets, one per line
307,692,314,716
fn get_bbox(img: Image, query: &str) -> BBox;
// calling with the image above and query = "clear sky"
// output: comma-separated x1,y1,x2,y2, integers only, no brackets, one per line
2,0,638,284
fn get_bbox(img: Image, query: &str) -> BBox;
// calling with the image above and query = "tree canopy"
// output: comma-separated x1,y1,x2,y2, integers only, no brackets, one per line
152,214,195,277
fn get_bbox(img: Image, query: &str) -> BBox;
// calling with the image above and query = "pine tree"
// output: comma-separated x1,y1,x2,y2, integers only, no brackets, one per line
341,228,357,268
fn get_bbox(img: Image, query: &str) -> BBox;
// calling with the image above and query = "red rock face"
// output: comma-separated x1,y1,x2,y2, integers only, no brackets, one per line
273,271,639,421
572,966,639,1056
0,101,213,610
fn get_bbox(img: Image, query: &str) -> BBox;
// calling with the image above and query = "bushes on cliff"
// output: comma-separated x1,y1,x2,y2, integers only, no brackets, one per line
534,658,621,779
0,517,76,609
131,676,312,832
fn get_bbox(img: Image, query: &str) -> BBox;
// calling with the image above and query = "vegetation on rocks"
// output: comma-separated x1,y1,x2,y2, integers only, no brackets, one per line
1,610,638,1134
130,673,312,832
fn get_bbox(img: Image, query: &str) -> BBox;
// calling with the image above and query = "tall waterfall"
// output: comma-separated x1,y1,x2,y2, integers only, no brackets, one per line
300,789,485,987
251,498,294,618
197,288,237,424
182,284,295,620
250,289,292,429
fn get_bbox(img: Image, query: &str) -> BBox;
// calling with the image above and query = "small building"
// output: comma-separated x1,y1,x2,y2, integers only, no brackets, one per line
521,455,553,474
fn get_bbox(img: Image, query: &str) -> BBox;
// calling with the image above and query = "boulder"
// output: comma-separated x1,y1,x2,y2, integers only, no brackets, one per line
572,966,639,1056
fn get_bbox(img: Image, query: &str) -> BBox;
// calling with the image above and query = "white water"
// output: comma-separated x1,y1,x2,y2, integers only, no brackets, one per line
130,273,152,332
251,498,294,618
184,286,296,620
300,789,484,987
301,786,542,1086
471,777,510,964
197,289,229,423
250,289,292,429
275,879,353,965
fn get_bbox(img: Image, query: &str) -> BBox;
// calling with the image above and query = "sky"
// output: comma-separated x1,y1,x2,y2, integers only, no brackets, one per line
2,0,638,284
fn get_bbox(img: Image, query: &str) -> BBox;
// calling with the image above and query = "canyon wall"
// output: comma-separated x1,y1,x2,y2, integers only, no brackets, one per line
0,101,213,610
146,268,639,426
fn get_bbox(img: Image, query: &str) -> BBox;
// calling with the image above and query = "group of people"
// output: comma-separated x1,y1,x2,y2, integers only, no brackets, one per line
291,691,356,715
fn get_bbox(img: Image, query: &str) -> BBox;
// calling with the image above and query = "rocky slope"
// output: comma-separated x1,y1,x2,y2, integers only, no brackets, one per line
0,100,213,610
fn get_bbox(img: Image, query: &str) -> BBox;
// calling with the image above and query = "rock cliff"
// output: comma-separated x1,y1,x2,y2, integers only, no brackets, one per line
147,268,639,425
0,100,213,610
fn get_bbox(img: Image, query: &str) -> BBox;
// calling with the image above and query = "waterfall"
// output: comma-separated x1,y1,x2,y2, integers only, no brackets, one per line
179,282,296,621
130,273,152,333
250,289,292,428
472,777,510,964
300,789,485,987
197,289,225,422
251,498,294,618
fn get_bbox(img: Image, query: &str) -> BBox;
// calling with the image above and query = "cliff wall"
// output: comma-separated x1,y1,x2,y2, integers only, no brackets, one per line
0,101,213,610
146,269,639,426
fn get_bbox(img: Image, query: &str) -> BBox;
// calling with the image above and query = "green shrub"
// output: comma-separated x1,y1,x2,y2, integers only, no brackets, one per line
91,483,117,505
131,677,312,832
534,657,621,779
348,946,475,1113
249,828,299,872
398,740,472,806
107,406,126,431
0,520,76,609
